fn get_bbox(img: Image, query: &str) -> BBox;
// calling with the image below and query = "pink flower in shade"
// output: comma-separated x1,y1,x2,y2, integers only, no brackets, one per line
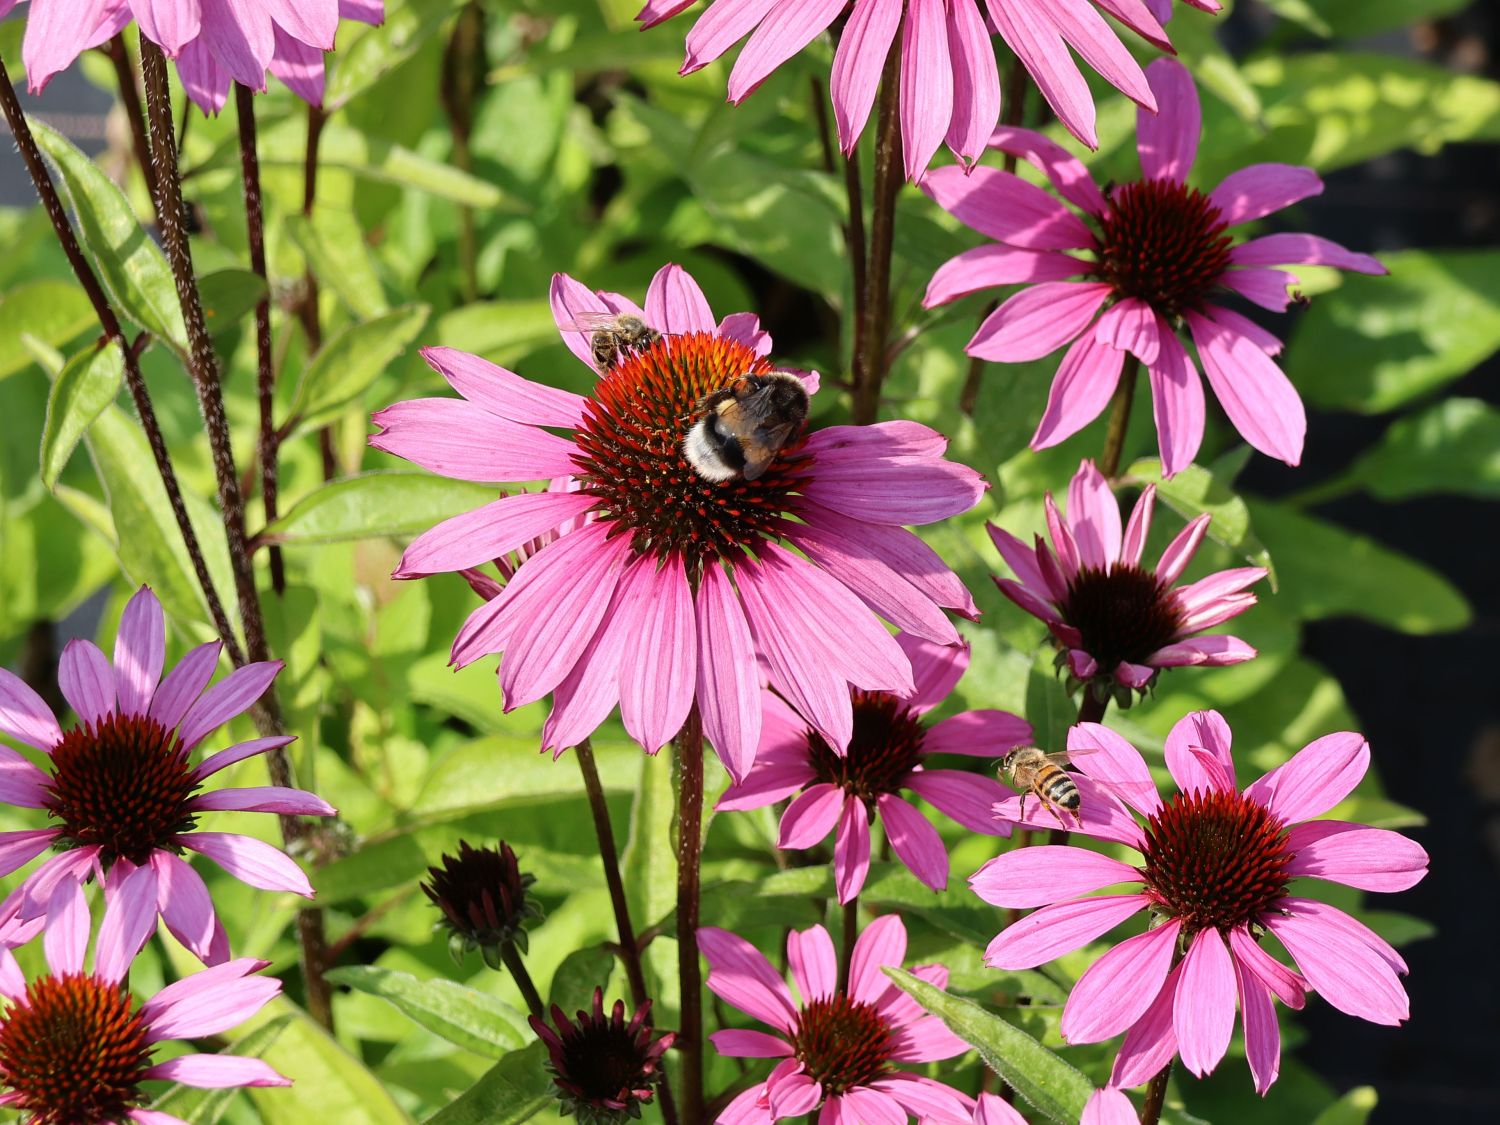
703,915,973,1122
717,633,1030,903
371,263,984,782
922,57,1386,477
972,712,1428,1094
989,459,1262,705
0,586,334,965
0,872,288,1125
960,1087,1136,1125
2,0,382,111
637,0,1176,178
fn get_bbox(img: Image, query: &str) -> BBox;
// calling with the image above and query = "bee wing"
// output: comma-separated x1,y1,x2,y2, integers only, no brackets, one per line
555,312,623,332
1057,745,1159,808
739,443,778,481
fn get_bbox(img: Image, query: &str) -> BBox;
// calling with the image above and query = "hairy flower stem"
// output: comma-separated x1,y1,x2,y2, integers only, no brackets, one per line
500,943,546,1021
1099,355,1141,480
299,104,335,478
138,40,334,1030
0,57,244,667
676,707,706,1123
837,897,859,993
104,35,157,201
234,83,284,596
1138,1059,1174,1125
852,42,902,425
442,2,485,304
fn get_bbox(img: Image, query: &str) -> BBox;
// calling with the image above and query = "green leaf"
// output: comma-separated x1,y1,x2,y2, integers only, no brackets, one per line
1258,0,1332,36
1249,501,1469,634
28,119,188,353
1309,1085,1378,1125
547,943,617,1014
326,0,467,111
286,304,429,433
0,279,97,381
1340,398,1500,501
325,965,529,1057
284,211,390,320
151,1015,294,1124
884,968,1092,1124
40,341,123,488
1287,250,1500,413
421,1041,551,1125
262,472,500,545
198,268,268,338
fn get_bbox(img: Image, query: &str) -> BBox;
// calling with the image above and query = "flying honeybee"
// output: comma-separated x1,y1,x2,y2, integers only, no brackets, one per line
560,312,663,373
1000,747,1085,827
683,372,810,483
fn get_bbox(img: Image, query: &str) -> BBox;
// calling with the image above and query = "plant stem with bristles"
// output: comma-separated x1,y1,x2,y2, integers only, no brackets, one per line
675,707,706,1123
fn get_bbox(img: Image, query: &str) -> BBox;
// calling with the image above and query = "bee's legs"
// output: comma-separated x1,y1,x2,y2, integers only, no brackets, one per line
1018,794,1028,821
1036,791,1065,829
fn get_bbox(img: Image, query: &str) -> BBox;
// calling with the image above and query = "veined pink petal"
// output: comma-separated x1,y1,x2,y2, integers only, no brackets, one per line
1231,233,1385,275
1187,310,1305,466
907,769,1012,835
900,0,955,181
971,845,1140,909
710,1028,795,1058
683,0,778,71
1204,305,1284,355
267,25,325,106
1284,821,1428,892
969,282,1111,363
0,669,62,750
925,243,1086,308
1148,634,1257,667
878,794,948,890
1137,58,1199,183
767,1069,822,1116
1176,567,1265,612
1176,593,1258,635
1210,163,1324,226
261,0,336,49
114,587,166,716
1154,512,1209,586
152,852,228,967
1042,0,1156,111
1148,322,1206,478
1109,966,1179,1088
638,0,698,30
0,831,60,878
870,1072,975,1119
43,880,89,978
1097,0,1174,47
135,0,204,56
726,0,847,103
994,575,1063,626
1066,459,1122,567
148,641,222,734
145,1053,289,1088
1121,486,1155,567
1081,1088,1138,1125
698,926,799,1034
1115,660,1154,688
717,763,814,813
549,272,615,367
718,311,773,356
944,0,1000,165
1264,908,1409,1025
141,959,282,1043
618,556,697,754
848,914,906,1005
0,948,24,1003
841,1087,908,1124
191,786,336,817
0,748,50,809
924,165,1096,251
694,565,762,783
59,639,115,727
1276,896,1405,974
199,0,275,88
1094,298,1161,365
976,1091,1031,1125
1031,331,1126,450
1222,267,1299,312
830,0,903,152
1245,730,1369,824
986,125,1108,217
1061,919,1182,1044
806,418,949,459
96,864,161,982
1067,722,1163,817
986,0,1098,147
1235,950,1281,1094
987,524,1052,599
779,784,846,850
181,832,313,897
420,347,587,428
801,432,987,527
788,925,838,1004
1228,925,1306,1008
1173,927,1236,1076
923,710,1032,758
368,399,580,482
396,492,595,578
1163,710,1236,796
835,795,872,903
177,661,281,751
645,263,717,334
895,632,967,714
715,1084,770,1124
539,572,632,757
984,894,1148,969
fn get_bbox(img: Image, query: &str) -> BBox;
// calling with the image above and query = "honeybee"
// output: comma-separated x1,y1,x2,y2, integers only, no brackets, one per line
561,312,663,373
1001,747,1084,827
683,372,810,483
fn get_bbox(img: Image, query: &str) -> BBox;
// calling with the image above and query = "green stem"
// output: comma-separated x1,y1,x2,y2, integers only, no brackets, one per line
1099,355,1141,479
675,706,706,1123
500,943,545,1021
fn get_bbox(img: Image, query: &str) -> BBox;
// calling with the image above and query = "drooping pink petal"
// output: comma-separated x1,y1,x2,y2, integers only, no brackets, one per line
262,0,337,49
924,243,1086,308
1209,163,1324,226
193,736,295,782
1284,821,1429,892
923,164,1097,251
1173,927,1236,1076
801,428,987,526
267,26,325,106
152,852,228,967
95,864,161,982
1067,722,1163,817
896,632,967,715
899,0,955,181
984,894,1148,969
968,282,1111,363
0,669,62,751
692,565,762,783
878,794,948,891
906,769,1012,835
709,1028,795,1058
698,926,799,1034
787,925,838,1005
1094,297,1161,365
1222,267,1299,312
992,775,1145,848
618,556,697,754
975,1091,1031,1125
181,832,313,897
1187,310,1305,466
0,831,60,878
1148,323,1206,478
142,959,282,1043
923,710,1033,758
191,787,336,817
644,263,717,334
114,587,166,716
1264,908,1409,1025
198,0,276,88
835,796,872,903
985,125,1108,217
971,846,1140,909
726,0,848,103
145,1054,289,1088
1235,952,1281,1095
0,948,25,1003
148,641,222,734
1163,710,1237,796
0,748,50,810
829,0,903,152
1061,919,1182,1043
1137,58,1199,183
420,347,587,428
767,1068,822,1116
1203,306,1284,355
995,575,1065,626
1031,331,1125,450
870,1072,975,1119
177,661,282,751
135,0,204,57
943,0,1000,166
1081,1088,1138,1125
1228,925,1307,1008
778,784,847,850
716,761,815,812
1065,459,1122,567
368,399,579,482
549,272,615,367
638,0,698,30
1043,0,1156,112
1231,233,1385,275
1149,634,1257,667
986,0,1098,147
58,639,116,727
848,913,906,1005
1276,896,1406,973
841,1087,908,1124
1245,731,1369,825
1109,966,1180,1088
42,880,90,978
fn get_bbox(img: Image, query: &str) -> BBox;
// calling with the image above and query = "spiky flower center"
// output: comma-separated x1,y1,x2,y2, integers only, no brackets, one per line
1096,179,1234,317
45,714,199,867
805,691,926,804
790,995,893,1096
570,333,806,570
1140,789,1294,934
0,973,152,1125
534,992,672,1122
422,841,536,954
1061,564,1184,676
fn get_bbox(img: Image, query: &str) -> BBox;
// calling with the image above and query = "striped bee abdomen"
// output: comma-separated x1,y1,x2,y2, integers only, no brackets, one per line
1040,767,1080,811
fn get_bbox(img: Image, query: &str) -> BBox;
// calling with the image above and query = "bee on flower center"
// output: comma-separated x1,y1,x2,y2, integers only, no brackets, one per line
683,371,810,483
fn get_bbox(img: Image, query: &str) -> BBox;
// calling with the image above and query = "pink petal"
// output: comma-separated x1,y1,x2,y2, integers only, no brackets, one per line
1061,919,1182,1044
1148,324,1206,479
0,831,60,878
683,0,778,71
899,0,954,181
644,263,716,334
638,0,698,30
717,311,773,356
198,0,276,88
767,1070,822,1116
1042,0,1156,112
97,864,161,982
0,749,50,809
975,1091,1030,1125
1235,953,1281,1095
419,346,586,428
800,428,987,526
924,243,1086,308
787,924,838,1005
1209,163,1324,226
0,670,62,750
698,926,799,1034
923,710,1033,758
1203,305,1285,355
267,25,325,105
181,832,313,897
43,880,90,978
968,282,1111,363
897,632,967,714
1067,722,1162,817
694,564,762,783
1173,927,1236,1076
709,1028,794,1058
191,786,336,817
848,914,906,1005
1163,710,1236,796
906,769,1012,835
1244,731,1369,824
1228,925,1307,1008
778,784,847,850
878,794,949,890
114,587,166,716
148,641,222,733
1187,310,1305,466
142,959,283,1043
177,661,281,751
870,1072,975,1118
992,774,1145,847
830,0,903,151
135,0,203,56
716,761,815,812
1030,331,1125,450
985,124,1108,217
1065,459,1122,568
970,846,1140,909
1094,297,1161,366
994,575,1064,627
1149,635,1257,667
145,1054,289,1088
984,894,1148,969
1222,267,1299,312
152,852,228,967
618,556,697,754
986,0,1098,147
368,399,580,482
261,0,336,49
1231,233,1385,275
1264,907,1409,1025
835,796,872,903
549,272,615,367
194,736,297,781
1121,486,1155,568
1109,966,1180,1088
1154,512,1210,586
726,0,847,103
943,0,1000,165
58,639,115,726
1276,896,1405,974
922,164,1096,251
1284,821,1428,892
1081,1088,1137,1125
842,1087,907,1125
1137,58,1199,182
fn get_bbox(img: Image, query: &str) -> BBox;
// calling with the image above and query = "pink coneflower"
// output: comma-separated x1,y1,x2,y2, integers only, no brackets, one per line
530,988,674,1119
972,711,1428,1093
637,0,1179,178
372,263,984,781
717,632,1030,902
0,873,288,1125
923,57,1385,476
3,0,382,111
703,914,973,1121
989,459,1262,704
0,586,333,964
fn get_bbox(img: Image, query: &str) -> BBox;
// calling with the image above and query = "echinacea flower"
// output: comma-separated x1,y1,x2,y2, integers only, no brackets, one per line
0,586,334,964
967,1087,1137,1125
372,263,984,781
421,840,541,968
717,633,1030,902
638,0,1178,177
923,57,1385,476
704,915,972,1121
3,0,382,111
0,873,288,1125
989,459,1262,703
972,711,1428,1093
530,988,674,1120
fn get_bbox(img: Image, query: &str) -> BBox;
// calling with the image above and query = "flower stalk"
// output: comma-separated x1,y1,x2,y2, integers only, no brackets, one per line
500,943,545,1021
1099,355,1141,480
837,897,858,993
852,41,902,425
1138,1057,1173,1124
675,705,706,1123
103,35,157,201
